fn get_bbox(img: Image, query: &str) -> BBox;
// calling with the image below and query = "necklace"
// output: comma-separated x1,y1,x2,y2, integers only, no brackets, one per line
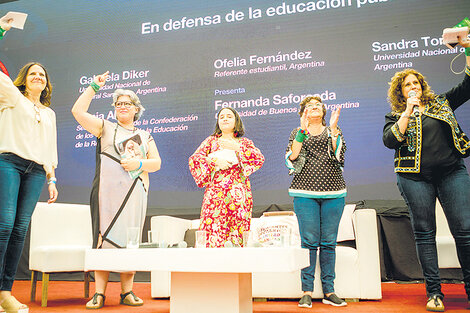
113,123,137,155
26,96,42,123
32,103,41,123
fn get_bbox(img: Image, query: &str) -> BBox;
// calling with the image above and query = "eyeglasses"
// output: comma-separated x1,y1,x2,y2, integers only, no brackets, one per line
114,101,134,108
33,105,41,123
306,103,323,109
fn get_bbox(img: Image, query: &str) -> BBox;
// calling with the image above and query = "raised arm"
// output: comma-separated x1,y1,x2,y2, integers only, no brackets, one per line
71,72,109,137
329,107,341,152
458,36,470,67
0,18,23,111
442,36,470,110
0,15,12,40
289,113,308,161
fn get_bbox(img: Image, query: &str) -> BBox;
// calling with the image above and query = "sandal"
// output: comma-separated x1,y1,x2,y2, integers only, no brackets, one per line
0,296,28,313
120,291,143,306
85,293,105,310
426,295,444,312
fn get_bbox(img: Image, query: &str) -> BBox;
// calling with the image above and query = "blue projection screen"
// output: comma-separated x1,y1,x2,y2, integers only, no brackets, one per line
1,0,469,211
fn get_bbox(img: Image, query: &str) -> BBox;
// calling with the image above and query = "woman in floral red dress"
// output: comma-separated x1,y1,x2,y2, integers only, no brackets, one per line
189,107,264,248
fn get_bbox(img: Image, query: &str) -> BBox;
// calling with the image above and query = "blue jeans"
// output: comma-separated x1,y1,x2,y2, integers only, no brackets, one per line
0,153,45,291
293,196,345,294
397,160,470,298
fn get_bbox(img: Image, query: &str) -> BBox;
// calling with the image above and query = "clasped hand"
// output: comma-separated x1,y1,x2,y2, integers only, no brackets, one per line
406,96,420,113
214,158,232,171
121,158,141,172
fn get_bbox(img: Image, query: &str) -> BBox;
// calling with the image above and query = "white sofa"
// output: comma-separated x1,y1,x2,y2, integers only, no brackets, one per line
436,201,460,269
150,205,382,300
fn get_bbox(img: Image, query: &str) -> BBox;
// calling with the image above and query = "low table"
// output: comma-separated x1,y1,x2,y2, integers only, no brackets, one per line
84,247,308,313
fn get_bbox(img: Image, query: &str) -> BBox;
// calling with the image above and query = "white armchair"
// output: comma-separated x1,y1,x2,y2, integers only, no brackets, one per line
150,207,381,300
29,202,93,307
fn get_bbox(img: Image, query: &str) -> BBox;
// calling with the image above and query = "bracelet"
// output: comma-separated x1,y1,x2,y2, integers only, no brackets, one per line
47,177,57,185
0,27,5,39
295,129,308,143
465,47,470,57
401,114,410,119
136,160,143,171
90,81,100,92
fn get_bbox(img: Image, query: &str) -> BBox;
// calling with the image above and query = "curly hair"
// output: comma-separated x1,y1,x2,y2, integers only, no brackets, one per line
13,62,53,107
387,68,435,112
298,96,326,126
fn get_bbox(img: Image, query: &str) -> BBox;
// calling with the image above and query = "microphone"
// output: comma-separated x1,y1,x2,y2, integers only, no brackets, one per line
408,90,419,117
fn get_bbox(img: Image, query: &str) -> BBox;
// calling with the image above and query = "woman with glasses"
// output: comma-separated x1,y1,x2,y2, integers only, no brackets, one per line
72,72,161,309
285,96,347,308
0,19,58,313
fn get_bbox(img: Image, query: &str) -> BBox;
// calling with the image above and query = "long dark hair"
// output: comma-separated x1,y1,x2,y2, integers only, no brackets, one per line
212,107,245,138
13,62,53,107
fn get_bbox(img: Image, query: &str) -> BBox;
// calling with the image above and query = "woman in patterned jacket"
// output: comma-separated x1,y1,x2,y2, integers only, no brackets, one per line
189,107,264,248
383,36,470,312
285,96,347,308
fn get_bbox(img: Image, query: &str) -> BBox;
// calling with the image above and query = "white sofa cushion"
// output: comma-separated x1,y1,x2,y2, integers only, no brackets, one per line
337,204,356,242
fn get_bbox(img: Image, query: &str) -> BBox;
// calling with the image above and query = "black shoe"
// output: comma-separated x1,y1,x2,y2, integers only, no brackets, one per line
322,294,347,307
298,294,312,308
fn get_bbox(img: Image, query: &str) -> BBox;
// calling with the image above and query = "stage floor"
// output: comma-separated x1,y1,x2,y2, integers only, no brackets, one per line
14,280,470,313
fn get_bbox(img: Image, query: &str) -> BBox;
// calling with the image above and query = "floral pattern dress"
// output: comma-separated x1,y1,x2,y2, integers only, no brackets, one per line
189,135,264,247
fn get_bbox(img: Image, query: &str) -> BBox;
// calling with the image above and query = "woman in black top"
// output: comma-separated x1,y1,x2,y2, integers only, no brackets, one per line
383,37,470,312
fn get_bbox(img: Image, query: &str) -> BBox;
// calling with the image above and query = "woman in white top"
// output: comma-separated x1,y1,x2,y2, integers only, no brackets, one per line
0,19,58,313
72,71,161,309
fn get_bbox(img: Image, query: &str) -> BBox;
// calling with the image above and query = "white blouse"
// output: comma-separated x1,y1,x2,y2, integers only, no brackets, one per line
0,71,58,174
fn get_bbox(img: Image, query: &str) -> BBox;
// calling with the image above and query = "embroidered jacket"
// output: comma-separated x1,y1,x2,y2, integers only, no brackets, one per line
383,67,470,173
